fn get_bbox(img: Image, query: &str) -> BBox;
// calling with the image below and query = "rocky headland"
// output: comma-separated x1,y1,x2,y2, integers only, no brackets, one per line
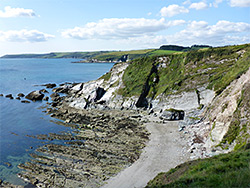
2,44,250,187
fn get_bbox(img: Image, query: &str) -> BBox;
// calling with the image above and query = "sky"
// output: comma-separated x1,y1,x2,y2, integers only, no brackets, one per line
0,0,249,56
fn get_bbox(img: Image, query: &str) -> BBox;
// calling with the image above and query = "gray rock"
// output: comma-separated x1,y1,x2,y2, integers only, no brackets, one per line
25,90,44,101
53,85,71,93
161,109,185,121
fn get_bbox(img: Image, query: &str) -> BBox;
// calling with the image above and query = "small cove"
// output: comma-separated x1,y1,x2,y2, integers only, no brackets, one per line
0,58,114,185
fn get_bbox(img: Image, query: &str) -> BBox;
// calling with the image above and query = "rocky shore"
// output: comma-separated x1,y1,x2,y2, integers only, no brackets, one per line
2,44,249,187
16,101,149,187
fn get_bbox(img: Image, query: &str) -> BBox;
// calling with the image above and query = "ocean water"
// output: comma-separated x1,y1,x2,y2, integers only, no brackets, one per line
0,58,114,185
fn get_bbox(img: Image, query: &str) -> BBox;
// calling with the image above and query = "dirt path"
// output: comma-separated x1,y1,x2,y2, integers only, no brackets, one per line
102,118,189,188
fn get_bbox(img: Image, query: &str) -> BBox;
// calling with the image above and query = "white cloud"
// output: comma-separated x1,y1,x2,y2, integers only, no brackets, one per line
0,29,54,42
189,1,209,10
160,4,189,17
183,0,191,5
62,18,186,40
113,20,250,48
165,20,250,45
213,0,224,8
0,6,36,18
230,0,250,7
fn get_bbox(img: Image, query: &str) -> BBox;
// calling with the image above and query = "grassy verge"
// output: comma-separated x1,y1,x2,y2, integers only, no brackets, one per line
146,148,250,188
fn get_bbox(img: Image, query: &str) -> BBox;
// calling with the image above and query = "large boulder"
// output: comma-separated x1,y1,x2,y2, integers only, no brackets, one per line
161,108,185,121
25,90,44,101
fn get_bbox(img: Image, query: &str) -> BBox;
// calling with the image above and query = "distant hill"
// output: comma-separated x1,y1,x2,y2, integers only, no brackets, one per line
1,51,110,59
1,49,180,62
1,45,211,62
160,44,211,51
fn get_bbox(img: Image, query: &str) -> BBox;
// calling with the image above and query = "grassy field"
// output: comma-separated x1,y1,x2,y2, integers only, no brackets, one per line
146,147,250,188
93,49,179,61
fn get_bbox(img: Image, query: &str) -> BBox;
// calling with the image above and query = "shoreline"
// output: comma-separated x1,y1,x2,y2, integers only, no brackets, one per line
16,104,150,187
102,117,189,188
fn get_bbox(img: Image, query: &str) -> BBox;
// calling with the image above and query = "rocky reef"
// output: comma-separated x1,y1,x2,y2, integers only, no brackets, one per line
17,106,149,187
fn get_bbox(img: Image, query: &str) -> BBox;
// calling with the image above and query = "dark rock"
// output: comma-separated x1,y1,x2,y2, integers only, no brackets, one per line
52,85,70,93
161,108,185,121
5,94,13,98
17,93,25,97
21,100,31,103
94,87,106,102
50,92,60,98
16,97,21,100
43,96,49,101
25,90,44,101
0,94,3,97
44,83,56,88
51,102,59,107
40,89,49,93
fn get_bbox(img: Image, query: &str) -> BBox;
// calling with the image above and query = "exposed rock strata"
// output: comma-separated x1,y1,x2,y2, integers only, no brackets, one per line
183,68,250,159
18,106,149,187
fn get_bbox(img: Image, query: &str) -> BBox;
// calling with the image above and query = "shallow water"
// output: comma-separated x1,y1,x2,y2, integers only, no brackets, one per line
0,58,114,185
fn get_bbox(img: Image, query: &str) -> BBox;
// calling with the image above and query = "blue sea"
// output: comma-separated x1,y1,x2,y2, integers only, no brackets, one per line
0,58,114,185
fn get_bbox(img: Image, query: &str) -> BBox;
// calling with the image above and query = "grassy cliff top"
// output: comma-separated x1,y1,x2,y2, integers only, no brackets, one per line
118,43,250,98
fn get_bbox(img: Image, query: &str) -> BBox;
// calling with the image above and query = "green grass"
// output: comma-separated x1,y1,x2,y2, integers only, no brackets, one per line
93,49,179,62
99,72,112,81
118,43,250,98
146,148,250,188
93,49,156,61
147,50,180,56
117,57,155,96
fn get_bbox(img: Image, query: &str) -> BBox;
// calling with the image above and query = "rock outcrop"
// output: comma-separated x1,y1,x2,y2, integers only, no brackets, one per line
25,90,44,101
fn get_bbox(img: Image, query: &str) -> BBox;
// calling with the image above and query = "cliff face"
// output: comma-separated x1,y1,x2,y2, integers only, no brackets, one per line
60,44,250,155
